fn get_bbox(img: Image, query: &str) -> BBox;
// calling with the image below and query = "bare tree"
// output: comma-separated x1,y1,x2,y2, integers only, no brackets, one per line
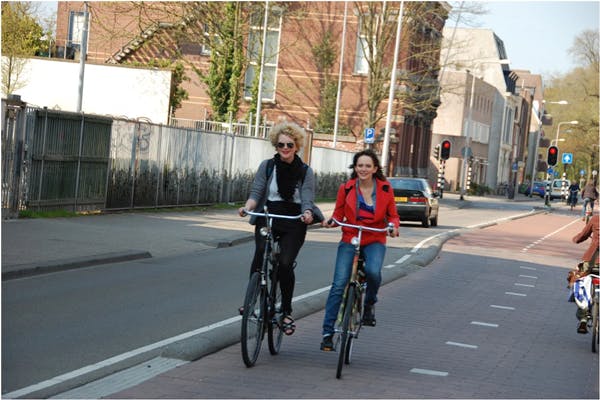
568,29,599,69
355,1,449,131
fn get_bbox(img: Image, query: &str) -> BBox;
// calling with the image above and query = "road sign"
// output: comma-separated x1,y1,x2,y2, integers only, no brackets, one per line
460,146,472,158
562,153,573,164
581,169,586,176
364,127,375,144
547,167,554,175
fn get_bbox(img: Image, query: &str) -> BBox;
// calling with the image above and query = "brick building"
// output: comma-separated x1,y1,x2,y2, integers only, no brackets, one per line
55,1,449,177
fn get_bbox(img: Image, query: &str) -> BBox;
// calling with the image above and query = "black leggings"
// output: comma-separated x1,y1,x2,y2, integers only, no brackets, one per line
250,219,307,315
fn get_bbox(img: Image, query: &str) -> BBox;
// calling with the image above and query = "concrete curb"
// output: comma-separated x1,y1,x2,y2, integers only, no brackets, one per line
1,251,152,281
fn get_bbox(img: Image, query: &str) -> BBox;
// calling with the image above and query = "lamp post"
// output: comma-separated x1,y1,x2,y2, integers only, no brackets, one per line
529,100,568,197
460,58,510,200
554,120,578,144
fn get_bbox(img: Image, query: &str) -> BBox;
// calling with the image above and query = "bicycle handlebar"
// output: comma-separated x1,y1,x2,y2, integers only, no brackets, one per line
329,217,395,233
243,209,303,220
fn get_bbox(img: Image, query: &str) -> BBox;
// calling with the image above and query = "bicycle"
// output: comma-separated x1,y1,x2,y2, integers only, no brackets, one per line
587,273,599,353
328,218,394,379
239,207,303,367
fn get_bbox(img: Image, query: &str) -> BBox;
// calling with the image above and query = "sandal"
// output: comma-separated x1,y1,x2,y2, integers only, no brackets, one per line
281,315,296,336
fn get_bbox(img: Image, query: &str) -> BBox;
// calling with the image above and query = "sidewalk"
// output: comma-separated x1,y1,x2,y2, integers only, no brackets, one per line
1,193,554,281
1,202,335,280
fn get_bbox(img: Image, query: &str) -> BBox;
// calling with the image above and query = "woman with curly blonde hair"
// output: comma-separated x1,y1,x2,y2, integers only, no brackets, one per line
238,121,320,335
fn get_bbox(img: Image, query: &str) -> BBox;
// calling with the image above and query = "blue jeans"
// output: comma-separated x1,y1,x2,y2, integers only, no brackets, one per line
322,241,386,336
582,197,595,217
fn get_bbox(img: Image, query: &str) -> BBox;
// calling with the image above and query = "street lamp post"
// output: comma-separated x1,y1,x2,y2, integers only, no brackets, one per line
542,120,578,206
528,100,568,197
554,120,578,144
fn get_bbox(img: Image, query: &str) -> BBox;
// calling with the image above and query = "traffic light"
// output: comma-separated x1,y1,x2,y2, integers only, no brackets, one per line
547,145,559,166
433,144,440,160
440,140,451,160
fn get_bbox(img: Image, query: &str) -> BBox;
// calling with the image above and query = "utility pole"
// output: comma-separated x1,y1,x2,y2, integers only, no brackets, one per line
76,2,89,113
381,1,404,175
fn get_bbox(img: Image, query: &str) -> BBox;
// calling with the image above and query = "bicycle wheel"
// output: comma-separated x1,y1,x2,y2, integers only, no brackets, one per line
345,289,363,365
268,269,284,355
592,296,598,353
336,286,355,379
241,272,266,367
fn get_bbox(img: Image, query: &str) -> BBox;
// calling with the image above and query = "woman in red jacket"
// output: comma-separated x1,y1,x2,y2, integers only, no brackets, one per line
320,149,399,351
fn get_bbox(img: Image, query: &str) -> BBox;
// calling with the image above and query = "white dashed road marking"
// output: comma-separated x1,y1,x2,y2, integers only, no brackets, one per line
471,321,499,328
446,341,478,349
410,368,449,377
490,304,516,310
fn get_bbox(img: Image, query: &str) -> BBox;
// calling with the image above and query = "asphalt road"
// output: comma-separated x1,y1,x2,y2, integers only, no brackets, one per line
6,196,596,398
106,211,598,399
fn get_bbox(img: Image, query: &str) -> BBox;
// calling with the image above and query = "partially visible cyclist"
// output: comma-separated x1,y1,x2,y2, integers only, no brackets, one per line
567,181,580,212
572,214,599,333
238,121,320,336
320,149,399,351
580,179,598,221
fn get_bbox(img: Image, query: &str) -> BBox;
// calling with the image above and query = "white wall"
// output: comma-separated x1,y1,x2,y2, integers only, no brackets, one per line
2,57,171,124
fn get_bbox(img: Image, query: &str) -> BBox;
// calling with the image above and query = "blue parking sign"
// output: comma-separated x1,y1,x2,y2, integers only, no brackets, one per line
364,128,375,144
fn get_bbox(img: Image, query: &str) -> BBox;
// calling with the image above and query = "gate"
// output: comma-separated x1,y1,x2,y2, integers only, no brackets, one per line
1,95,29,218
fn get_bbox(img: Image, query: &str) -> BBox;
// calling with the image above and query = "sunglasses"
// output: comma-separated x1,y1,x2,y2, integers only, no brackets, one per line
277,142,295,149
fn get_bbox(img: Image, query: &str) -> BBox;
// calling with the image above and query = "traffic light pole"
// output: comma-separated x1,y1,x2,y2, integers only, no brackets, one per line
437,159,446,199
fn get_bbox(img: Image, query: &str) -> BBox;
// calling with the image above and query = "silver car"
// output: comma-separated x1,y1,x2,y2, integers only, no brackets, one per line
388,177,439,228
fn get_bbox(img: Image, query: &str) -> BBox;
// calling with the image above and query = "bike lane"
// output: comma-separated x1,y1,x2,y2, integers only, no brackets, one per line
98,212,596,399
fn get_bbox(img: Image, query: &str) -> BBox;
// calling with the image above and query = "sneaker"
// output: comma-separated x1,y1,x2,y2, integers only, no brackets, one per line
362,304,376,326
320,334,334,351
578,320,588,334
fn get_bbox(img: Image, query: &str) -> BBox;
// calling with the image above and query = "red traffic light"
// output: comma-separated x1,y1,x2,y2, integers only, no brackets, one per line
440,140,451,160
547,145,559,166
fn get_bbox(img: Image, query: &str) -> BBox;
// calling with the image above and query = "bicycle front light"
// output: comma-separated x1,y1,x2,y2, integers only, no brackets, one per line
259,227,269,237
351,237,360,246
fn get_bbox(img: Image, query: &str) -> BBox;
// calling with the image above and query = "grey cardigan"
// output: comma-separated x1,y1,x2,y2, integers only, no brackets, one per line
248,158,317,225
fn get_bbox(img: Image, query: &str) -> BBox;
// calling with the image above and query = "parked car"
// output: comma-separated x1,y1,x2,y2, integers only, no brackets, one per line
525,181,546,198
550,179,571,200
388,177,439,228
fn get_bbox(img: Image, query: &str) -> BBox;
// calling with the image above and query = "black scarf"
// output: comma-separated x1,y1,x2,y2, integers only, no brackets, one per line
274,153,304,201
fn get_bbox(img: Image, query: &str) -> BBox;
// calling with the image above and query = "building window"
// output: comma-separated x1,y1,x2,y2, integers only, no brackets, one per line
354,16,372,75
200,23,212,56
243,6,282,102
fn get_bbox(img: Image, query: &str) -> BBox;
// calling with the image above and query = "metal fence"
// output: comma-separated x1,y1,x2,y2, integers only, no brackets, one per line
2,102,353,217
2,96,29,218
28,109,112,211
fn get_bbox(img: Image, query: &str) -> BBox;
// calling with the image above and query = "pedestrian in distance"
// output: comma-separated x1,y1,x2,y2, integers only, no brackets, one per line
581,179,598,220
238,121,321,336
572,214,599,333
320,149,400,351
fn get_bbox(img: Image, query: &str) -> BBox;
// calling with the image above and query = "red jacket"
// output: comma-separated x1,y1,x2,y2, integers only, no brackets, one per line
573,214,599,264
331,178,400,246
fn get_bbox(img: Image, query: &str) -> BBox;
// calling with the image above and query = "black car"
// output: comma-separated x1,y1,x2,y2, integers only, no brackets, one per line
388,177,439,228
